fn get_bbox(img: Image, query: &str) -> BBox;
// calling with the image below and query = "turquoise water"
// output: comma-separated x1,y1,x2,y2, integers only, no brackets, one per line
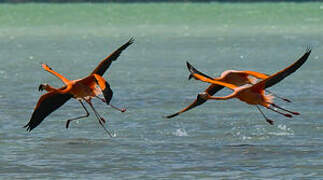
0,3,323,179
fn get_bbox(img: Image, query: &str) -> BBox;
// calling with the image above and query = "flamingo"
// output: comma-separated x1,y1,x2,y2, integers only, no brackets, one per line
24,38,134,137
186,48,311,125
166,63,290,119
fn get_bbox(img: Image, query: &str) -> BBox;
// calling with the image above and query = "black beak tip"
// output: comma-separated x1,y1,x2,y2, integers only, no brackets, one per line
38,84,44,92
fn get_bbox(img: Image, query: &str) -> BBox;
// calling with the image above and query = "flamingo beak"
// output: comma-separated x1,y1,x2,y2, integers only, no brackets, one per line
197,94,203,100
38,84,44,92
197,92,209,100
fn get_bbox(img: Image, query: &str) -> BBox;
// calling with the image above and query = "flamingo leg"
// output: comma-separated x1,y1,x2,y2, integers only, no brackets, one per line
265,90,291,103
96,96,106,103
87,100,114,137
271,103,300,115
95,96,126,112
65,100,90,129
256,105,274,125
266,106,293,118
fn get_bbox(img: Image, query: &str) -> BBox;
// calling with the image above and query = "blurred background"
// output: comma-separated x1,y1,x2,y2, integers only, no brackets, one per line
0,1,322,179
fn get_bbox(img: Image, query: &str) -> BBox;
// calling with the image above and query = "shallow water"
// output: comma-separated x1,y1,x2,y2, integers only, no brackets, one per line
0,2,323,179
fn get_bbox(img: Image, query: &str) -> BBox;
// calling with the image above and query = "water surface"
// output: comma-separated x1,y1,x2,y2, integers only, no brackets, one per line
0,3,322,179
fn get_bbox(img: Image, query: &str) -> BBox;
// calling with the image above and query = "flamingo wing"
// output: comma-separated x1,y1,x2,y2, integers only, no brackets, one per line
187,61,214,80
241,70,269,80
24,91,73,132
102,82,113,105
166,84,224,118
186,61,238,90
254,48,312,90
93,74,113,105
91,38,134,76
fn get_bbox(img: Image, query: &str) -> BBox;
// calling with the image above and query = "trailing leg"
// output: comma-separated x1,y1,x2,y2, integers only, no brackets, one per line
266,106,292,118
271,103,300,115
96,96,126,112
265,90,291,103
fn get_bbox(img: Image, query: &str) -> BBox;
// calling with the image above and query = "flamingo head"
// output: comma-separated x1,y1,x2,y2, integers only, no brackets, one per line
38,83,48,92
197,92,209,100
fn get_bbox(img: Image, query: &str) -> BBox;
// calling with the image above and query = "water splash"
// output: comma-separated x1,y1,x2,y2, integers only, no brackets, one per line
173,128,188,137
267,124,294,136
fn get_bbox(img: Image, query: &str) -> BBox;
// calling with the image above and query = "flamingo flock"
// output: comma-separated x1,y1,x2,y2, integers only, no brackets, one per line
25,38,312,137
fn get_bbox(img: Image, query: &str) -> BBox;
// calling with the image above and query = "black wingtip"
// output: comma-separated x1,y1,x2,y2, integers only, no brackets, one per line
165,113,180,119
305,44,312,53
128,37,135,45
188,74,193,80
186,61,214,80
186,61,196,80
303,45,312,59
186,61,199,75
23,124,32,132
186,62,193,80
186,61,193,72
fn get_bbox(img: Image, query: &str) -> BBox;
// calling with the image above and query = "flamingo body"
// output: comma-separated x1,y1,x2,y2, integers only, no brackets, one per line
166,63,270,118
190,48,311,124
25,38,134,134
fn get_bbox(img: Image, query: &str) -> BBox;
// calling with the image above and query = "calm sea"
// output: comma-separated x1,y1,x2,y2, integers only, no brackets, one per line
0,2,322,179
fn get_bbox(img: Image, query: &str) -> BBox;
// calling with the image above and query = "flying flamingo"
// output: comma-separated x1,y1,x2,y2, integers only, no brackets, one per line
24,38,134,137
166,63,290,119
39,63,125,124
186,48,311,124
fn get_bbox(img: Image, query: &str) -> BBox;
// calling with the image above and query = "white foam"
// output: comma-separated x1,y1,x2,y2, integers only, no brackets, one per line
242,136,252,140
173,128,188,137
269,124,294,136
268,131,294,136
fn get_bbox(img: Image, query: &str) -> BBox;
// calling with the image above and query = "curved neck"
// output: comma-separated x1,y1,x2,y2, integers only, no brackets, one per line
42,64,71,85
208,91,237,100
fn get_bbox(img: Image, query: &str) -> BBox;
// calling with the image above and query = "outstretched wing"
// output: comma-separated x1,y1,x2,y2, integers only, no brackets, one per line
166,84,224,118
166,62,225,118
24,91,73,132
254,48,312,90
186,61,237,90
91,38,134,76
241,70,269,80
187,61,214,80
